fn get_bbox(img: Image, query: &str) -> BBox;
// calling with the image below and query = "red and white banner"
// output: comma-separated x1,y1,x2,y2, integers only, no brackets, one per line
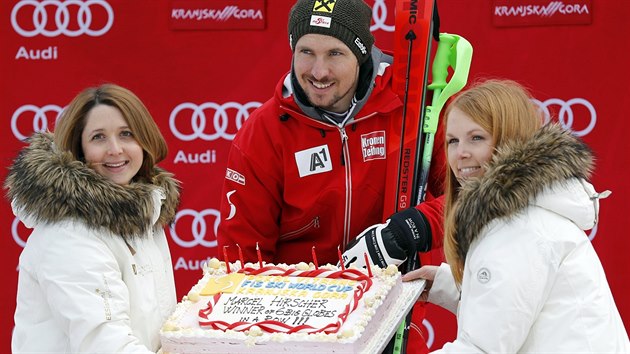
2,1,629,351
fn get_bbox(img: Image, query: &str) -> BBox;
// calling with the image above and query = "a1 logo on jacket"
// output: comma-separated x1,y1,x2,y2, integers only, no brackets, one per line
295,145,332,177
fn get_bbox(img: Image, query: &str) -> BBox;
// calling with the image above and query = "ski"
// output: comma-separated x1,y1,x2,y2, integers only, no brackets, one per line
382,0,437,353
383,0,436,219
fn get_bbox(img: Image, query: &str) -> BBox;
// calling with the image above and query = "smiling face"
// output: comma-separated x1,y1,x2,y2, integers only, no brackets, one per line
446,107,495,181
293,33,360,113
81,104,144,185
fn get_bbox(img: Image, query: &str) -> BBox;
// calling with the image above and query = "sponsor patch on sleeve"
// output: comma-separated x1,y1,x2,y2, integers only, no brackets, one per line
225,168,245,185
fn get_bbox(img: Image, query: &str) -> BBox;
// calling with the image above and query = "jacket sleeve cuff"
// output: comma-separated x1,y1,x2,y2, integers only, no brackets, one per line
427,262,460,314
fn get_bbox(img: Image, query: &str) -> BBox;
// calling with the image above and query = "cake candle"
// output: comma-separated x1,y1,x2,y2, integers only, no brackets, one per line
364,252,373,277
312,246,319,269
222,246,231,273
256,242,263,268
338,246,345,270
236,243,245,268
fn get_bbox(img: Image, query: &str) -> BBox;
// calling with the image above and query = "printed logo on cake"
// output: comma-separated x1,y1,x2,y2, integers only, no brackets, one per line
202,273,246,295
295,145,332,177
492,0,592,27
361,131,386,161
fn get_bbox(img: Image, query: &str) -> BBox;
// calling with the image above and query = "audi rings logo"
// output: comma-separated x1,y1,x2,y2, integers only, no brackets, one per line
12,217,30,248
533,98,596,137
169,101,261,141
370,0,394,32
12,104,64,141
421,319,435,349
169,208,220,248
587,223,598,241
11,0,114,38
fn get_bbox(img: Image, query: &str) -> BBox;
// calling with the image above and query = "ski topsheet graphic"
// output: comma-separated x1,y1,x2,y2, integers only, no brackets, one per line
383,1,436,352
383,0,435,220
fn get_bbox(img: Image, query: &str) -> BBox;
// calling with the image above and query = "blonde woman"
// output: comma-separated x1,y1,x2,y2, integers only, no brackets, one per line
404,79,629,352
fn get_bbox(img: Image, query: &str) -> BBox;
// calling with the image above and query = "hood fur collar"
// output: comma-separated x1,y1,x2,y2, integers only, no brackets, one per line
4,133,180,239
454,123,594,260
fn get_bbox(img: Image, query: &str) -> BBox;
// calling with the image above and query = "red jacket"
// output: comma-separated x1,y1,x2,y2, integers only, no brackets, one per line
218,51,445,266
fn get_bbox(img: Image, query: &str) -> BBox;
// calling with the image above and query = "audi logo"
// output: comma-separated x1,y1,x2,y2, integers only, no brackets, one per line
169,101,261,141
370,0,394,32
169,208,220,248
12,217,30,248
11,0,114,38
12,104,64,141
587,223,598,241
422,319,435,348
533,98,596,137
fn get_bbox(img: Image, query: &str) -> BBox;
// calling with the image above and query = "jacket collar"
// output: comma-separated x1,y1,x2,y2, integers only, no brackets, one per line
4,133,180,239
454,123,594,259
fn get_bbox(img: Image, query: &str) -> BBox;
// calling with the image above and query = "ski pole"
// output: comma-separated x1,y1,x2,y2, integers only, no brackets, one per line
416,33,473,203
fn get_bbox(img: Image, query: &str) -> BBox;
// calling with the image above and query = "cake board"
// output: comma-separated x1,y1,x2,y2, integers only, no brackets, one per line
361,279,426,354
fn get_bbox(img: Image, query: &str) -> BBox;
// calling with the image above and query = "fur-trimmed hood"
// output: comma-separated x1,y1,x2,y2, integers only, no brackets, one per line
4,132,180,239
454,123,595,260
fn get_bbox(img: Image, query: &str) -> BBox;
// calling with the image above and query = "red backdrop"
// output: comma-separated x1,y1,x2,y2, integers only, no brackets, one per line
2,0,628,351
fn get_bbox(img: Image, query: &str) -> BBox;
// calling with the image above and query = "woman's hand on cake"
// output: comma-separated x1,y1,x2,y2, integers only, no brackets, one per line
402,265,438,302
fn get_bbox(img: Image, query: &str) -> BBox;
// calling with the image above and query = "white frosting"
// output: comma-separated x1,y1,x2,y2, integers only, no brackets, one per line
161,259,403,353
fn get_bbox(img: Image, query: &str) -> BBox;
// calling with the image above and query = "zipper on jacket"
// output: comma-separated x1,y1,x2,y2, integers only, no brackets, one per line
277,105,377,250
279,216,320,240
123,238,138,274
338,127,353,250
340,128,348,166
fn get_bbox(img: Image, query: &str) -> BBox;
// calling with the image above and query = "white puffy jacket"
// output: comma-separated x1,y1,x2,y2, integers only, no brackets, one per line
432,179,629,353
12,190,177,353
6,133,180,353
430,125,629,353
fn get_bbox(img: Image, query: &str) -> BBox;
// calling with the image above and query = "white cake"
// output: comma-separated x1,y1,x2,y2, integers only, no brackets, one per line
160,258,404,353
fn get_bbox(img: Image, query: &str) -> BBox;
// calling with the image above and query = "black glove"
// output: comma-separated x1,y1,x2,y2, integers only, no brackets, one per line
341,208,431,269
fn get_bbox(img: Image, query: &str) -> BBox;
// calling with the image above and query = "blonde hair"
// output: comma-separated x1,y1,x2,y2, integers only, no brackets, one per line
54,84,167,182
443,79,542,283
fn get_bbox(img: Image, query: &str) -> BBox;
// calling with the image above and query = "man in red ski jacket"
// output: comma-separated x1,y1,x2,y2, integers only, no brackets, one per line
218,1,445,352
